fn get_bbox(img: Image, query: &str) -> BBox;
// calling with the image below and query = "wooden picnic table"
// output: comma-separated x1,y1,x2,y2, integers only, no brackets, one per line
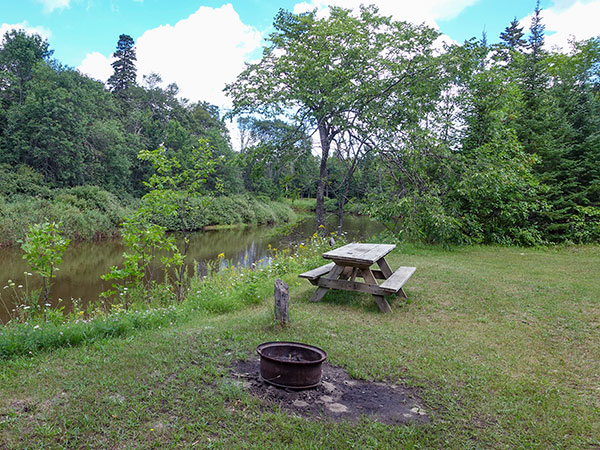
299,243,416,313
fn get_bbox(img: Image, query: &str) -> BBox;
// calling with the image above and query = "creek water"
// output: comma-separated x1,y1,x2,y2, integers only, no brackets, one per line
0,214,383,323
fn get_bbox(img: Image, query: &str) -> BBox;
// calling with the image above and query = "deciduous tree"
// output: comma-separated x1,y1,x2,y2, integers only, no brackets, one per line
226,6,439,230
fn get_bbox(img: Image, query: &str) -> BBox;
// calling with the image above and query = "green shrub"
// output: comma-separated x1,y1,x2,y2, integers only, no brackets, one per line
0,164,51,198
0,187,133,245
148,195,295,231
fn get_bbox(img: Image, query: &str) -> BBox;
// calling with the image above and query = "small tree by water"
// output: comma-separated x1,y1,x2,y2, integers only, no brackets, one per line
19,222,69,320
138,138,218,301
101,217,182,310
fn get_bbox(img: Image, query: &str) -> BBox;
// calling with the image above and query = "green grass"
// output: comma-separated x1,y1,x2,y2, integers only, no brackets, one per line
0,245,598,448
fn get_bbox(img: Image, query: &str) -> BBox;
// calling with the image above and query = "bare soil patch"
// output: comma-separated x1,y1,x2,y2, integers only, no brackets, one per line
232,358,430,426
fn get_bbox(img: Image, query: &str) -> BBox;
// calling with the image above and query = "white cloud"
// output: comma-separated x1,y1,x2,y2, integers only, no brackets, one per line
519,1,600,51
77,4,262,106
0,22,52,41
293,0,479,28
135,4,262,107
36,0,70,13
78,52,114,82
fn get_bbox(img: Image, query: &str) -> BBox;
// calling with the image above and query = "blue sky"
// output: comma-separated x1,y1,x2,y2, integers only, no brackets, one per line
1,0,598,108
2,0,554,68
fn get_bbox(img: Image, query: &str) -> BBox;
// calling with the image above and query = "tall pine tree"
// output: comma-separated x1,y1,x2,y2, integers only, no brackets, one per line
499,18,526,51
107,34,137,93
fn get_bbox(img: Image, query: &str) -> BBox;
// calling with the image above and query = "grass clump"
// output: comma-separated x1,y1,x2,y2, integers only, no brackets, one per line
283,197,368,215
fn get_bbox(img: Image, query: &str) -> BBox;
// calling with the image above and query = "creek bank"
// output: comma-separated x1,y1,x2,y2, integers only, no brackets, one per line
0,193,296,247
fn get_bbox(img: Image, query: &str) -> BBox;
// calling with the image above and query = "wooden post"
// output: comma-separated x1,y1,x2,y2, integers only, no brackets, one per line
274,278,289,325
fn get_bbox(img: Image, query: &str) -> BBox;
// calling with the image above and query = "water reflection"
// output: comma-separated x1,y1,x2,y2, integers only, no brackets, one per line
0,214,383,323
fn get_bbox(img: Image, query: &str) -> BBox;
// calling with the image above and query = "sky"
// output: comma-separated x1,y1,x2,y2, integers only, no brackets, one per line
1,0,599,110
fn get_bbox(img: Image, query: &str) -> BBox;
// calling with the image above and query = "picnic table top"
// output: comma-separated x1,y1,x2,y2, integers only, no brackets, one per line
322,243,396,266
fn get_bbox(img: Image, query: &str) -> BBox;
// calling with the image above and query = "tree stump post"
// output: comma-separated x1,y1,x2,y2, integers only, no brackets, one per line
274,278,289,325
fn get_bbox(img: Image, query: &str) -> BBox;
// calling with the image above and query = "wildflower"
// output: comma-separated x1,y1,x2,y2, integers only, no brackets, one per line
78,311,84,315
33,325,40,329
18,285,23,288
218,252,225,258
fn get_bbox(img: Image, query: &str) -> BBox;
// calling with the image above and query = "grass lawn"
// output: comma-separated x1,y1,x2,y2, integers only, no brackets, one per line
0,245,598,449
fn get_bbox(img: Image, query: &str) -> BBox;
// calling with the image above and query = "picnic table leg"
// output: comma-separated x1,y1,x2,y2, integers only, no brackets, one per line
339,266,353,280
377,257,393,279
361,268,392,313
309,264,345,302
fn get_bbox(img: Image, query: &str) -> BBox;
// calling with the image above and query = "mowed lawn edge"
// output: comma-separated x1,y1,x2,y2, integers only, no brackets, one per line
0,245,598,449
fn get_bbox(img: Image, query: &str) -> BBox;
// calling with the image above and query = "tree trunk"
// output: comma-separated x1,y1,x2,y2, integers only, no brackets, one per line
316,123,331,233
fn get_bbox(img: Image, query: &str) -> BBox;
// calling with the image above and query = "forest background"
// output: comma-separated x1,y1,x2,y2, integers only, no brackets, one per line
0,3,598,246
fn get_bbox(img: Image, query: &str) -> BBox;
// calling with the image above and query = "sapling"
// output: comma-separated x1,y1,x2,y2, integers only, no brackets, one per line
138,139,219,301
19,222,69,321
101,216,182,309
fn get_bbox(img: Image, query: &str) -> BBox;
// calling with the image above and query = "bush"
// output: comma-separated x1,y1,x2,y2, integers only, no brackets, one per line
0,186,133,246
149,195,296,231
0,191,295,246
0,164,51,198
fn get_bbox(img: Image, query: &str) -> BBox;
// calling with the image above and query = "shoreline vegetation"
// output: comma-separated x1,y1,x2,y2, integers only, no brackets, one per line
0,188,368,247
0,188,306,247
0,232,336,359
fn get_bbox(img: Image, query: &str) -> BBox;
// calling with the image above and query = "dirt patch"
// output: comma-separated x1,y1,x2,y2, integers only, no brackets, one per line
231,359,430,426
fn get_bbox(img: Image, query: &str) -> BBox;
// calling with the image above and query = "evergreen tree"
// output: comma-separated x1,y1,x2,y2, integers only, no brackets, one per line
499,18,526,50
523,1,548,96
107,34,137,93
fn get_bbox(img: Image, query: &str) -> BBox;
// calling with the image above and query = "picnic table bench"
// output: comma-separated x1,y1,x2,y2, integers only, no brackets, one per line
299,243,416,313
